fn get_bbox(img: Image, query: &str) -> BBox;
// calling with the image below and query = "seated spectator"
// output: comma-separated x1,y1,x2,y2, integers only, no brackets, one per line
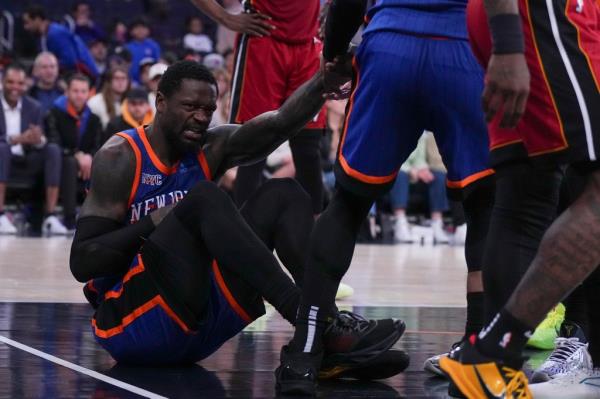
146,63,167,114
390,132,449,243
203,53,225,70
87,67,130,129
137,57,156,89
22,5,98,83
125,19,161,86
87,38,109,77
183,16,214,54
109,19,128,48
104,87,153,140
70,1,106,45
28,52,64,116
45,74,102,229
0,64,64,235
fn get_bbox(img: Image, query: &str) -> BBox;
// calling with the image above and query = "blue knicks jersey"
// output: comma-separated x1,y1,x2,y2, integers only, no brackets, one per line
364,0,469,40
84,126,212,306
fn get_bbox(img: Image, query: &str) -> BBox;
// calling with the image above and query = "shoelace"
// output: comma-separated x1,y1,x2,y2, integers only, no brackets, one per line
503,367,532,398
547,338,586,363
330,310,371,334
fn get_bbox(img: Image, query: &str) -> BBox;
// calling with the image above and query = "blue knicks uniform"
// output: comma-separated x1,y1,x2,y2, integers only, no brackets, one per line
336,0,493,198
85,126,254,365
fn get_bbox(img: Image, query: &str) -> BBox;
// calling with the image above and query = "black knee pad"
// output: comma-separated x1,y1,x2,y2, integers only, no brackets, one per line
174,180,232,222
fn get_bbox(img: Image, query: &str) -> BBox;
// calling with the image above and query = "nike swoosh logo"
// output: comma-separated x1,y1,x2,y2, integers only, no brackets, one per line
474,366,505,398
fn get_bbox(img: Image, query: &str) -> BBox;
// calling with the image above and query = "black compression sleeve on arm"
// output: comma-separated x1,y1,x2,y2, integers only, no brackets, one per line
70,216,155,282
323,0,367,61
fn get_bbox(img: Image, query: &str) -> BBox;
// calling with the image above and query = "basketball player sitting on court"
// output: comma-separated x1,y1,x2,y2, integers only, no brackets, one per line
68,60,406,377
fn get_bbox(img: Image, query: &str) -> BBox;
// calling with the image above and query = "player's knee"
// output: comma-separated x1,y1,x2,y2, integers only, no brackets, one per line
183,181,234,214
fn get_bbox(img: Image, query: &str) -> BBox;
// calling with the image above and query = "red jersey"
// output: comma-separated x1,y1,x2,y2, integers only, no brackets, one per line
247,0,319,43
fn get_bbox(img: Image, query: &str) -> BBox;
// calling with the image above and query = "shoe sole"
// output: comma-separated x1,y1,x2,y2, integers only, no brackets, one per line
320,321,406,378
319,350,409,380
276,379,316,396
423,359,446,377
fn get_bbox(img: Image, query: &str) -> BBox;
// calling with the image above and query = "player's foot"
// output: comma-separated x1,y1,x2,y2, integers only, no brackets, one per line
276,311,406,395
42,215,69,236
394,217,413,243
529,368,600,398
527,303,565,350
424,340,463,377
432,219,449,244
322,310,405,361
0,213,17,234
439,337,532,399
335,282,354,300
531,322,592,383
320,349,409,380
275,345,322,396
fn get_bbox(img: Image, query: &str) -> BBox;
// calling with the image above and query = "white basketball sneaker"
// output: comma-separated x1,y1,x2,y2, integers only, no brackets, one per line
530,368,600,398
42,215,68,236
0,213,17,234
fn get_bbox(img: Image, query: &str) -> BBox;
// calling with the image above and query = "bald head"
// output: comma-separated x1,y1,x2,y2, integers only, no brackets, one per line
33,52,59,88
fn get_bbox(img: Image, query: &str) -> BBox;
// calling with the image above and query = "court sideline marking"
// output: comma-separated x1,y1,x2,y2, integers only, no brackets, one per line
0,334,167,399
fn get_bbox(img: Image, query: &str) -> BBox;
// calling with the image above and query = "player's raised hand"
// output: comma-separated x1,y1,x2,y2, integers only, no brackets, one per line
224,12,275,37
482,53,530,129
322,54,353,100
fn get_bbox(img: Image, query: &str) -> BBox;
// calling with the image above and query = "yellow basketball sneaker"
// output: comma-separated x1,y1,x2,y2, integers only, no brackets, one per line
527,303,565,350
440,338,532,399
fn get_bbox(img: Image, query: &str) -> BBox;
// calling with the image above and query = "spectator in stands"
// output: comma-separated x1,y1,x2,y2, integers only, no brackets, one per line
391,132,449,244
22,5,98,83
125,19,161,86
137,57,156,90
109,19,128,47
107,46,132,76
70,1,106,45
104,87,153,140
87,67,129,129
28,52,63,116
87,38,108,76
203,53,225,70
183,16,214,54
216,0,244,54
0,64,65,235
45,74,102,229
209,68,231,127
146,63,167,114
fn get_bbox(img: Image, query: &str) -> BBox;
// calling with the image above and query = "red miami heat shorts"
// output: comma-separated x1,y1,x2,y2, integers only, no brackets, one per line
467,0,600,166
229,35,326,130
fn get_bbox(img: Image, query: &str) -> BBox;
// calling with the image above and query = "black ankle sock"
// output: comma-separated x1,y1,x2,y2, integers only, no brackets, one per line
477,309,533,360
0,210,4,216
465,292,484,338
288,272,339,354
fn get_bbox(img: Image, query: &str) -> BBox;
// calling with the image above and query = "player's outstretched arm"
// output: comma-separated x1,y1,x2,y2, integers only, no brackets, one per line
70,136,166,282
213,71,329,174
482,0,530,128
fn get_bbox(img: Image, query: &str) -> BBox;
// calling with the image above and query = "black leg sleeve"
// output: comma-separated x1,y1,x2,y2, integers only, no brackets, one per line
171,181,300,324
240,178,314,287
289,186,373,353
482,161,562,322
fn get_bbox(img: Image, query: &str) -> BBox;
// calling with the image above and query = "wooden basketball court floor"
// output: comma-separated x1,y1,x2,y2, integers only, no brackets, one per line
0,237,550,398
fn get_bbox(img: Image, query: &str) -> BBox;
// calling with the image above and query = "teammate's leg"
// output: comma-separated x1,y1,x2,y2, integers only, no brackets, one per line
482,162,562,321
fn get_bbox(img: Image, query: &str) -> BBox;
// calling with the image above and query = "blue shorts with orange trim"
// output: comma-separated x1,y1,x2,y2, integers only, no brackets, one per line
89,255,252,366
335,31,493,199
